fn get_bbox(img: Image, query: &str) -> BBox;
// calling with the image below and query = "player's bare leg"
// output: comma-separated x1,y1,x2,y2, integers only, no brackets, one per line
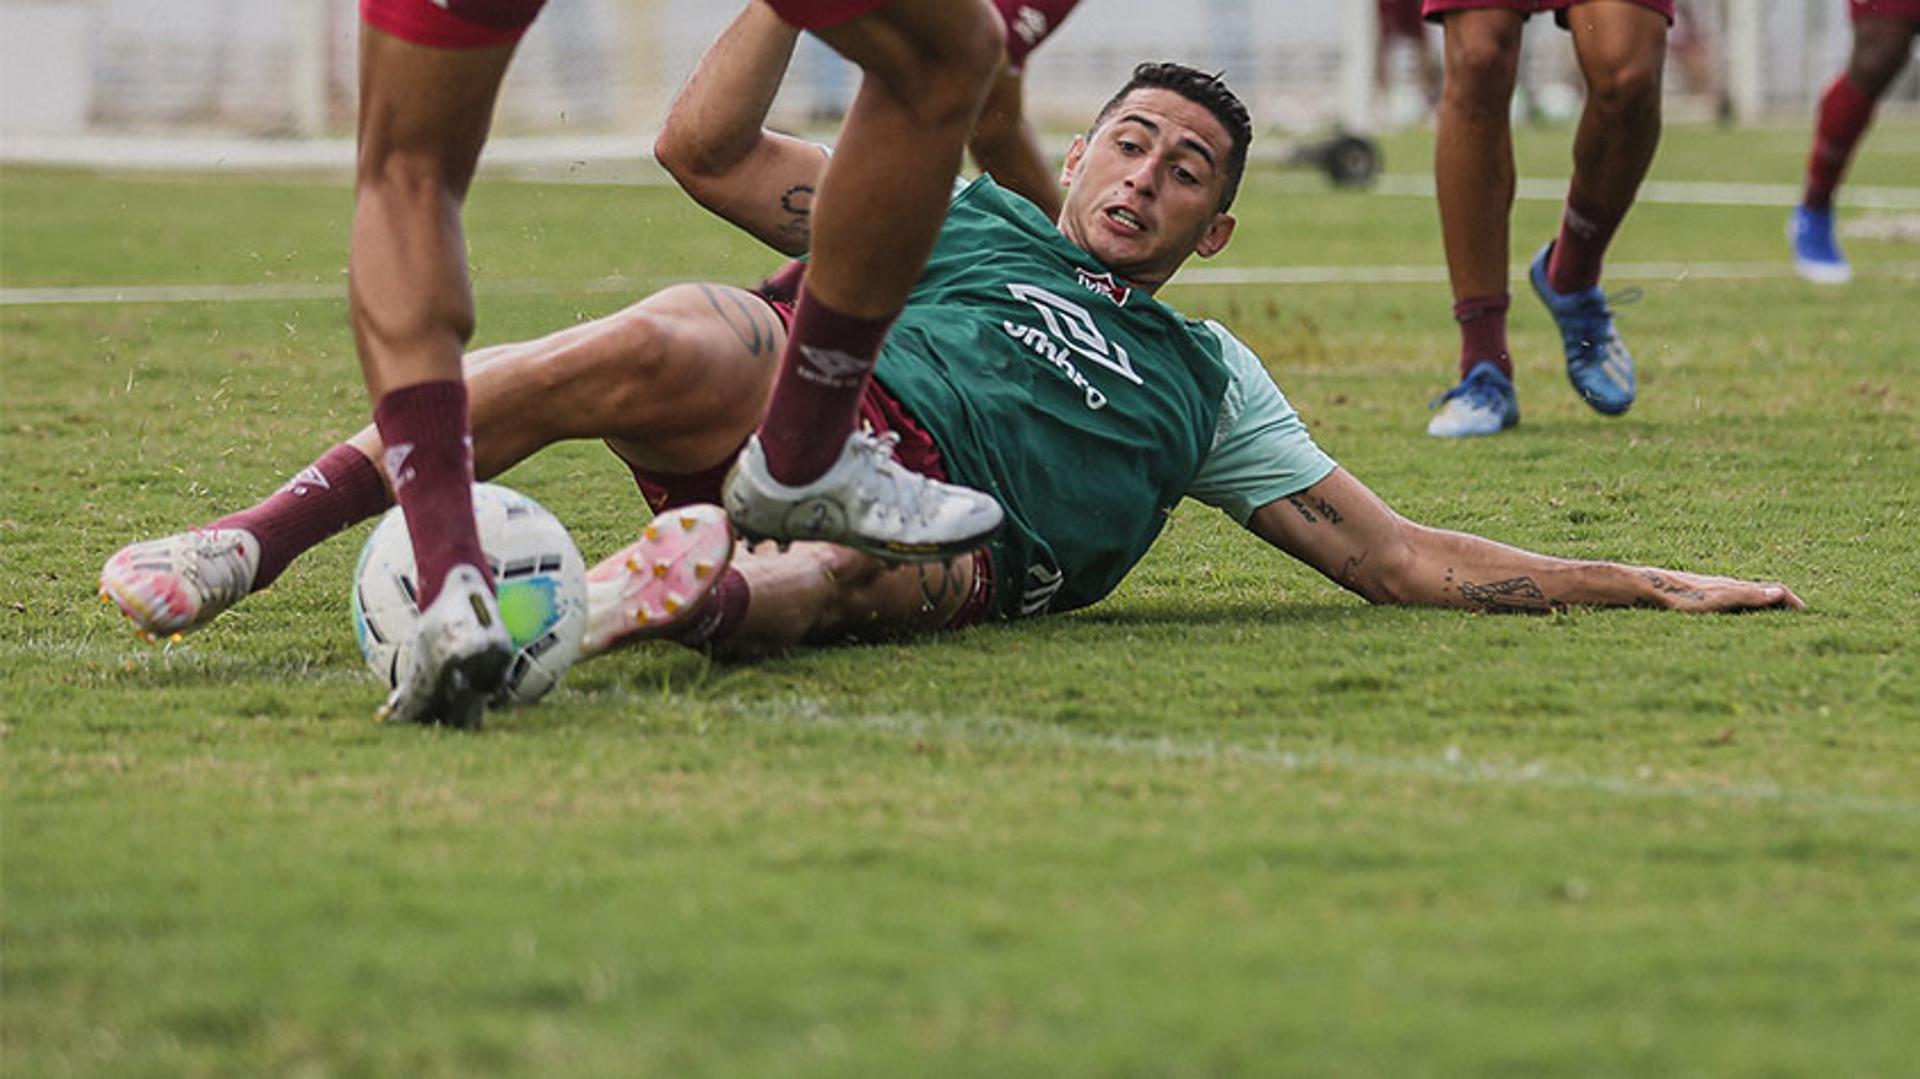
1792,17,1917,283
581,519,980,660
353,27,522,726
102,282,784,682
1531,0,1666,416
725,0,1006,559
1426,8,1524,438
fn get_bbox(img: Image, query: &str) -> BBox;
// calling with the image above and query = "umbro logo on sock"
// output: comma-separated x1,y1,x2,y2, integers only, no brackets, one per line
282,464,332,497
384,443,416,492
796,345,873,388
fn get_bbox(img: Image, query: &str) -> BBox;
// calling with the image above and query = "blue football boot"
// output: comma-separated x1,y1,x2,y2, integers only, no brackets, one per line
1789,205,1852,285
1426,361,1519,438
1530,242,1636,416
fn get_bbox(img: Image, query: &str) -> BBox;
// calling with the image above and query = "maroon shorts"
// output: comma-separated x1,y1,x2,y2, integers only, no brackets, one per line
761,0,893,31
1423,0,1675,26
624,290,996,629
361,0,544,48
1380,0,1429,39
1853,0,1920,23
995,0,1082,71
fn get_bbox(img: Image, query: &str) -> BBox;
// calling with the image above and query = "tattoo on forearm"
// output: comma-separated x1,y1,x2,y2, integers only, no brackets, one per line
1286,495,1343,525
1339,551,1367,587
777,184,814,248
1642,571,1707,602
1458,576,1561,614
698,284,777,356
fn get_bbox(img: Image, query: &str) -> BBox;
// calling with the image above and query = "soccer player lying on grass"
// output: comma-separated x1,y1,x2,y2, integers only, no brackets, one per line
99,29,1801,689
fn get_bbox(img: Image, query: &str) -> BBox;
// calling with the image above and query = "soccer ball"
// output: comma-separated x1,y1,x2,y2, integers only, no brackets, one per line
352,484,588,706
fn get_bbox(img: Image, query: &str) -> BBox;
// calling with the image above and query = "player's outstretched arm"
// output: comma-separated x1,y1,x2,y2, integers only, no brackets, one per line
1247,468,1804,614
654,3,832,256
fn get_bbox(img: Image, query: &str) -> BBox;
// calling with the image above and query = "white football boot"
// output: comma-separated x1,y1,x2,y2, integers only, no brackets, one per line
581,504,736,657
722,431,1002,562
99,528,261,641
376,563,513,730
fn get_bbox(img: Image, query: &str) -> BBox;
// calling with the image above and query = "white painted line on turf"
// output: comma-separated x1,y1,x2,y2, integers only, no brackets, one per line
763,703,1920,821
1369,173,1920,210
9,260,1918,307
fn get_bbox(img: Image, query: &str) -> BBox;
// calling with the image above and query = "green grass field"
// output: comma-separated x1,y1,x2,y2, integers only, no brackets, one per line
5,121,1919,1076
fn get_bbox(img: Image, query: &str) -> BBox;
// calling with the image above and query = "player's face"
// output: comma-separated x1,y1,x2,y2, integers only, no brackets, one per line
1057,88,1238,290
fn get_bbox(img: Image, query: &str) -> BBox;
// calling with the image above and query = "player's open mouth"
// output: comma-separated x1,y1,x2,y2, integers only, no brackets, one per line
1104,206,1145,233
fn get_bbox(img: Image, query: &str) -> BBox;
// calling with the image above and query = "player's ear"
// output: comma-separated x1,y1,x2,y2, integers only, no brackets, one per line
1195,212,1236,258
1060,135,1088,187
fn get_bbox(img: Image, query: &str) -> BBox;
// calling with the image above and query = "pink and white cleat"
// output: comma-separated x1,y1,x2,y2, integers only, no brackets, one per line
99,528,261,642
581,504,736,657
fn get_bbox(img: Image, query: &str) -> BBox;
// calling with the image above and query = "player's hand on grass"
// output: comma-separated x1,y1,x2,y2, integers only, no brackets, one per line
1636,568,1805,613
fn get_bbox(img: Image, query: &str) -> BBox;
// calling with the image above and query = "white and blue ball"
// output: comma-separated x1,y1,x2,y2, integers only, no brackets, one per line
352,483,587,706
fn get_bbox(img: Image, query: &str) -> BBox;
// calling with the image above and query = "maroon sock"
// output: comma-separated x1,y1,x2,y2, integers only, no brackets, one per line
1546,183,1628,294
371,380,490,608
211,443,391,590
757,284,893,485
1804,74,1878,210
1454,293,1512,380
676,567,751,650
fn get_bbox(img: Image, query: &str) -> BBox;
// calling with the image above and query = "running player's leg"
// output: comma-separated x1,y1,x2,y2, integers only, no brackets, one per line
1425,4,1524,438
103,284,783,642
1530,0,1667,417
726,0,1006,559
1793,8,1919,283
351,1,544,724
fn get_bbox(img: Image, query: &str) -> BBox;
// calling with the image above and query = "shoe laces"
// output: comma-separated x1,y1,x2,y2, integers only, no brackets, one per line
179,529,255,607
847,431,945,523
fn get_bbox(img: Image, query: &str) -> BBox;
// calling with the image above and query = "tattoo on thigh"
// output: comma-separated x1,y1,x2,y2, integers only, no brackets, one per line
698,284,777,356
1459,576,1560,614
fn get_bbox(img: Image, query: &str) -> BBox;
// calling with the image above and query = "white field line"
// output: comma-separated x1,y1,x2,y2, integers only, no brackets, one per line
761,702,1920,821
10,258,1919,307
1368,172,1920,211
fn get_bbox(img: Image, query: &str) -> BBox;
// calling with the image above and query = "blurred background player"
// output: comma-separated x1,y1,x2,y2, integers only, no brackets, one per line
1422,0,1669,439
718,0,1009,563
1378,0,1443,122
1789,0,1920,285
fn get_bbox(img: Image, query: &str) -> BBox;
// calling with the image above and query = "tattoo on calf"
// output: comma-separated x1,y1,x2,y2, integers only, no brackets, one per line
1458,576,1561,614
1339,551,1367,587
698,284,777,356
916,558,966,616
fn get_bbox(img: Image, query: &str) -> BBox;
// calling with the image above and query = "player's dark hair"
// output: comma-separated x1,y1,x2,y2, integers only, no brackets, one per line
1091,62,1252,211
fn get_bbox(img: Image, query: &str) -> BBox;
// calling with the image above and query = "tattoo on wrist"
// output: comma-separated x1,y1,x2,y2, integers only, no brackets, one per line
1459,576,1561,614
1642,571,1707,602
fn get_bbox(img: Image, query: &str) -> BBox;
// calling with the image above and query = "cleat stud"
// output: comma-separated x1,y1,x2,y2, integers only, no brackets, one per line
693,561,713,579
652,562,669,579
169,632,184,644
633,609,651,625
625,556,641,572
663,596,683,614
642,525,660,543
678,514,698,531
